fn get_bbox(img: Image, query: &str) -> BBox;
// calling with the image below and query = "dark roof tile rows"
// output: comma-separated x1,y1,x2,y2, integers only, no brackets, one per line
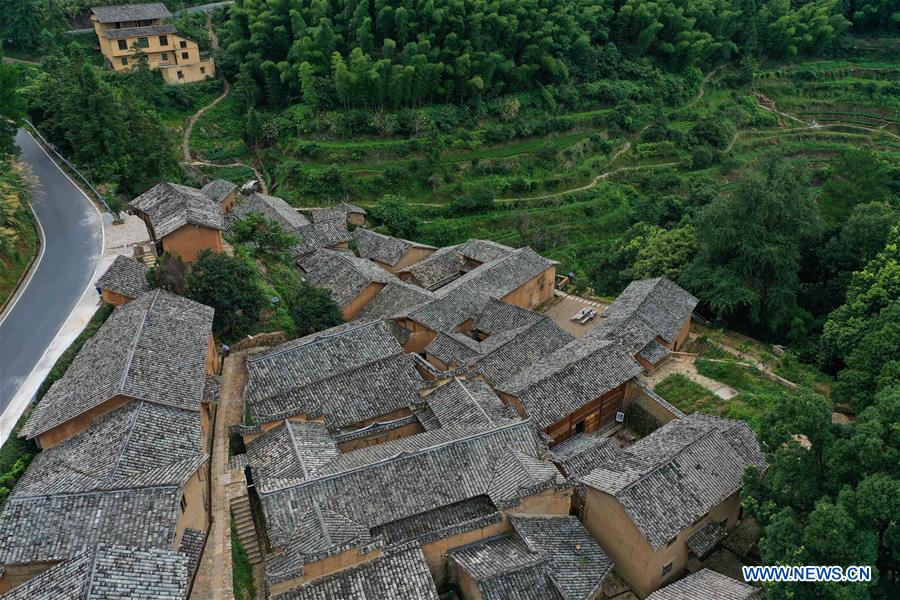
420,378,518,430
103,24,176,39
647,569,762,599
200,179,237,205
255,420,561,582
686,520,728,558
449,515,613,600
244,320,402,404
395,245,466,290
246,421,340,489
290,222,352,258
96,255,150,299
352,228,434,266
130,182,224,238
550,433,620,479
581,413,766,550
351,282,434,322
299,249,398,308
0,487,181,565
0,544,189,599
21,289,214,439
0,401,205,568
249,352,424,429
499,336,642,429
309,202,367,224
227,192,310,231
273,544,438,600
601,277,698,345
92,3,172,23
178,528,206,579
13,401,203,497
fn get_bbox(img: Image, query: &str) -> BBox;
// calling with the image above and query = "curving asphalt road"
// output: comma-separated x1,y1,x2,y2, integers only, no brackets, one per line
0,129,103,414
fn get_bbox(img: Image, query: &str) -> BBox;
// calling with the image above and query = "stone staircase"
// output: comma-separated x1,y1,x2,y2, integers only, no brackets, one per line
231,492,262,565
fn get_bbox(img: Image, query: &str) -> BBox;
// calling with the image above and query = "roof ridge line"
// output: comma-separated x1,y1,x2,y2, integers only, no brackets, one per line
118,289,160,393
260,418,534,496
254,351,411,421
284,420,311,480
617,427,724,495
84,544,102,600
508,448,539,485
455,378,495,424
312,501,332,546
248,320,385,364
9,482,183,502
106,401,145,485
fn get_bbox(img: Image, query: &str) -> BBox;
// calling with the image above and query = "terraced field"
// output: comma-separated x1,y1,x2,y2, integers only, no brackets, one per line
188,38,898,275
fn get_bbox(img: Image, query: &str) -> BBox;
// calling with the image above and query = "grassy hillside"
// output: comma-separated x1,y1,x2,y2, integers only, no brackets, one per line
0,159,39,309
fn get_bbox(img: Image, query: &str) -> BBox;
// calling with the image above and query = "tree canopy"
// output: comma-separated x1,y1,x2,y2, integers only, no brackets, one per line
682,159,822,336
219,0,853,110
186,249,267,338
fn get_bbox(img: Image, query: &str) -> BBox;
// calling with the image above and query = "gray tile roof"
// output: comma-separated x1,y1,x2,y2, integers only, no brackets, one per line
309,202,366,224
395,245,466,290
0,486,182,565
450,515,613,600
249,351,424,429
245,320,402,405
300,249,398,308
228,192,310,232
351,282,434,322
550,433,620,479
96,255,149,299
103,24,176,39
400,247,552,331
434,246,551,300
472,319,574,388
130,182,224,238
581,413,766,550
421,378,518,430
200,179,237,205
21,289,214,440
246,421,340,491
371,496,500,547
352,228,434,266
273,544,438,600
498,336,642,429
0,544,189,599
92,3,172,23
456,239,517,264
647,569,762,599
255,420,561,579
602,277,699,344
686,520,727,557
13,401,204,498
290,222,353,258
178,528,206,579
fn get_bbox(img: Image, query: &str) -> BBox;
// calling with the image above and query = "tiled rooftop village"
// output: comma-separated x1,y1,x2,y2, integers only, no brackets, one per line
0,179,767,599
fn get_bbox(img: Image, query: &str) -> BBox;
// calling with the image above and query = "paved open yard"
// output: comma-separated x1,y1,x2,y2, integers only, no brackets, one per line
542,292,610,337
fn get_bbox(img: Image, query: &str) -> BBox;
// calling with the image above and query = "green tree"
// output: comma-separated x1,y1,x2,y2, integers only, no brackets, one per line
368,194,418,239
682,160,822,335
0,51,24,156
820,226,900,373
289,281,344,336
186,250,266,338
818,149,891,227
230,212,299,261
631,222,698,281
147,252,188,295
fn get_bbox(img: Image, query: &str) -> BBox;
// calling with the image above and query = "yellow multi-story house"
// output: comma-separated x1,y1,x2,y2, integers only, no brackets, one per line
90,3,215,84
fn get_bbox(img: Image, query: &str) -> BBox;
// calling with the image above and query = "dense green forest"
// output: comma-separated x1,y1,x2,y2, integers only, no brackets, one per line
218,0,897,110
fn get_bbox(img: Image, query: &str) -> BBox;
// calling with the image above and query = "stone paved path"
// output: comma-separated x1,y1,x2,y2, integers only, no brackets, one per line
191,353,247,600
